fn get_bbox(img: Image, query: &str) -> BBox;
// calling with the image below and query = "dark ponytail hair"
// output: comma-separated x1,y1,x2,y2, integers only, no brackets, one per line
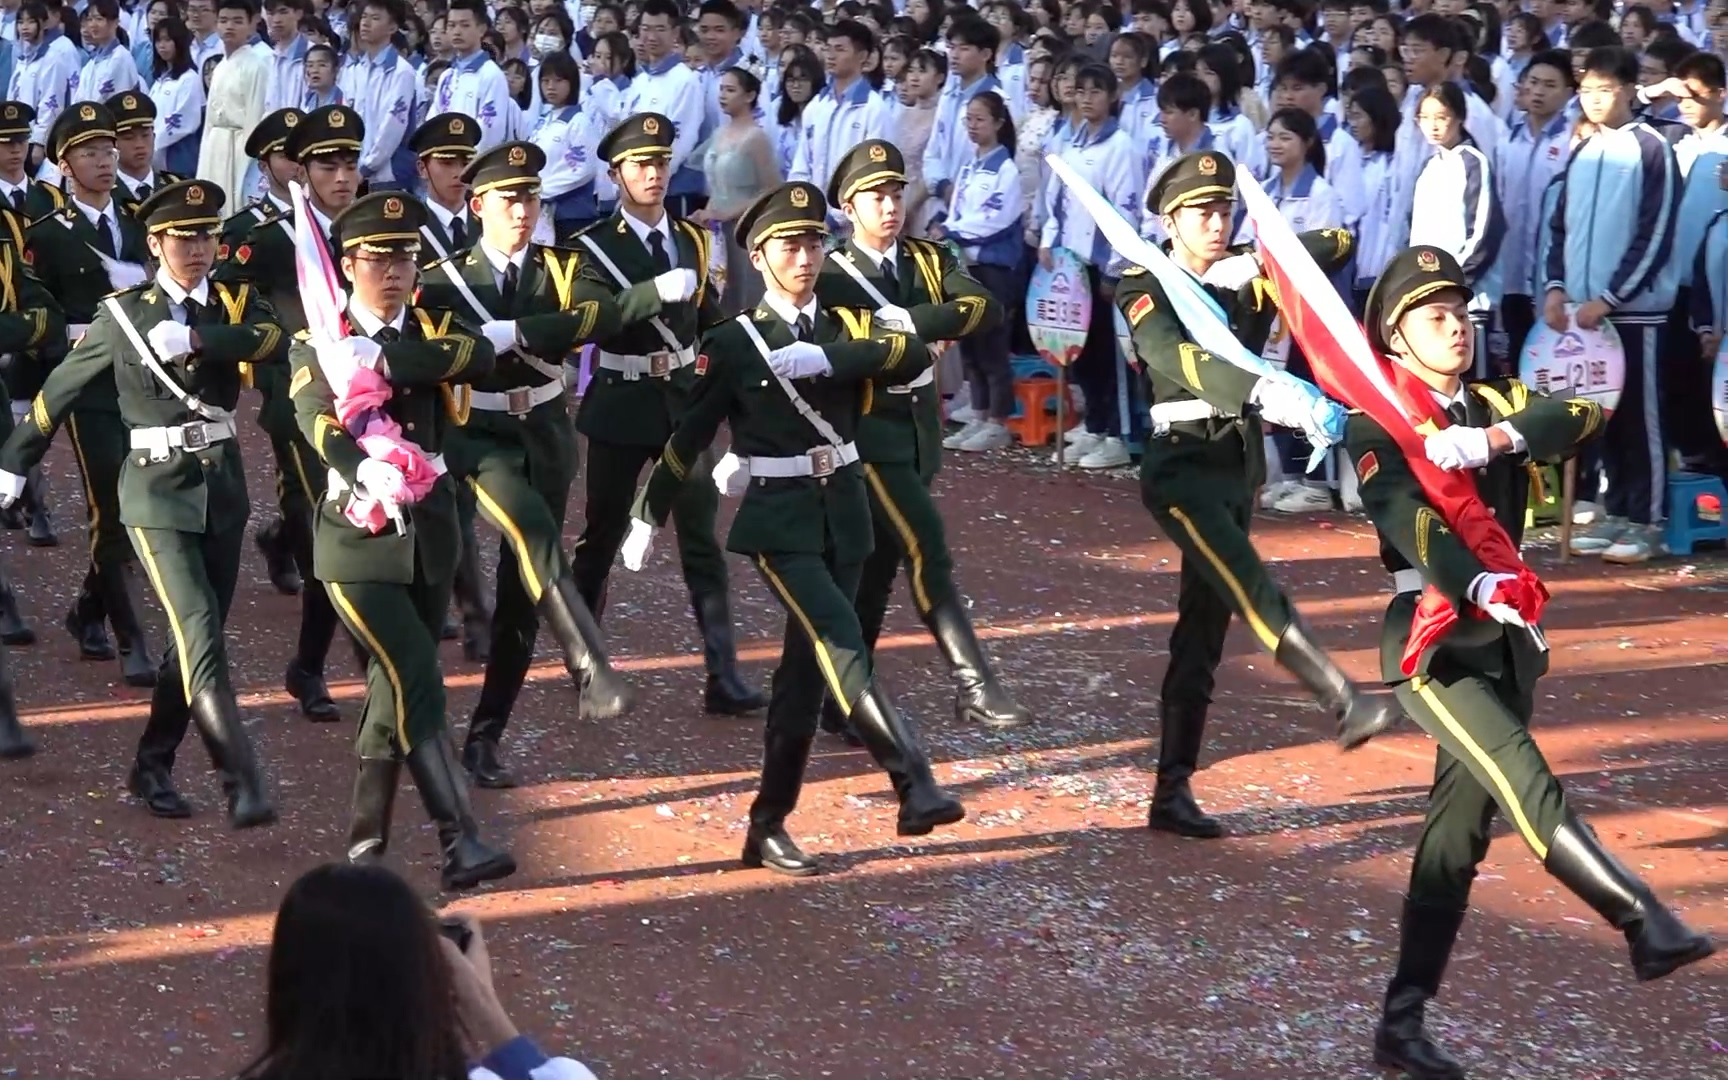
970,89,1017,154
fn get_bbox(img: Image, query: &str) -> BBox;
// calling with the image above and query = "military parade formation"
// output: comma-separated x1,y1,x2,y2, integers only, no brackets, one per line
0,90,1711,1078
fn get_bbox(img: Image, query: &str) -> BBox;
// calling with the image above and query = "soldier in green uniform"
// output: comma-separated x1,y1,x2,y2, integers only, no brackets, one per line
622,181,964,876
0,178,282,826
27,102,158,687
1350,247,1713,1080
106,91,183,213
814,139,1030,739
216,103,367,722
290,190,514,891
0,101,65,548
570,112,763,717
217,107,304,597
406,112,490,663
1115,151,1398,839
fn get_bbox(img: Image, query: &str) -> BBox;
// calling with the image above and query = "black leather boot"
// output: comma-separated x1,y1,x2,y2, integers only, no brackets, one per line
847,681,964,836
285,659,340,721
817,694,863,745
0,560,35,645
538,575,633,719
23,465,55,547
65,567,114,661
452,534,491,663
926,596,1032,729
405,735,516,891
0,651,34,759
1544,812,1715,982
1274,620,1401,749
461,712,514,789
254,515,302,596
693,591,767,715
1148,701,1223,838
102,562,158,688
741,726,820,876
346,757,401,864
1372,898,1469,1080
188,688,277,829
128,675,193,817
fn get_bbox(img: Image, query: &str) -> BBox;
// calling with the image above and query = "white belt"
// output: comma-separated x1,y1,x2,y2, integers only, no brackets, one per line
468,381,565,415
67,323,91,342
129,418,237,461
598,345,696,380
1393,568,1424,594
747,441,860,478
1149,399,1231,434
886,367,936,395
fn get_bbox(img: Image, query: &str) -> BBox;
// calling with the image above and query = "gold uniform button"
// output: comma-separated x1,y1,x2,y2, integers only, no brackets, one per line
201,458,214,468
405,421,415,432
137,456,148,465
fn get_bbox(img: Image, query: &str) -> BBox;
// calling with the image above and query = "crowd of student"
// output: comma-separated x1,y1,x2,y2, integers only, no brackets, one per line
0,0,1720,566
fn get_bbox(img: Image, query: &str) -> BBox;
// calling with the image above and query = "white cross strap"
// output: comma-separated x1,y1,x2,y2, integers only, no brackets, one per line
736,314,846,450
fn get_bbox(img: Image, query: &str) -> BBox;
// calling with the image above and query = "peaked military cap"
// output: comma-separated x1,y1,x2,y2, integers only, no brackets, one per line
332,190,427,253
409,112,481,160
1148,150,1236,215
1365,245,1471,354
461,140,546,195
48,101,116,162
736,181,828,250
136,178,226,235
597,112,674,166
285,103,364,162
105,91,156,132
826,138,905,208
246,108,304,160
0,102,33,141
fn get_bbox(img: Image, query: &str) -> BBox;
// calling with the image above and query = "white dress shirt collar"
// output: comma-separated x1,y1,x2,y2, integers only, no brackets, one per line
620,207,674,255
479,239,529,275
761,290,818,328
349,301,408,337
851,238,899,274
426,197,467,236
154,268,210,307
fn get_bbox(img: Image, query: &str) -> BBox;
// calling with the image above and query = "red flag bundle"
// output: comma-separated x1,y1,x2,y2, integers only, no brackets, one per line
1235,176,1546,675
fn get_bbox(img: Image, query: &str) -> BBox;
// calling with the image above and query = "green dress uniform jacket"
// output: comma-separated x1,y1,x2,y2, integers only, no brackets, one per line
814,236,998,480
418,209,474,265
116,172,184,219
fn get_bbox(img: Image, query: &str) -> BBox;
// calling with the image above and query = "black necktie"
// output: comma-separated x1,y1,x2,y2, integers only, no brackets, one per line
647,230,672,276
450,214,467,249
881,256,899,298
376,326,400,343
1447,400,1468,426
94,213,116,257
135,183,151,201
502,262,519,306
183,297,203,326
794,314,813,341
8,189,22,212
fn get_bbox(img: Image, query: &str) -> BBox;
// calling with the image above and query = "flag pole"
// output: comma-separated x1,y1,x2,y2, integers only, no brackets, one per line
1560,457,1577,561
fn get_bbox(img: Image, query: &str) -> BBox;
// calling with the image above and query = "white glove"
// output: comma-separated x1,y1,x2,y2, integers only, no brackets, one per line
354,457,407,503
146,320,193,358
481,320,519,354
620,517,656,571
875,304,914,331
654,268,698,303
1201,253,1261,290
1467,571,1528,627
318,335,387,373
1249,375,1311,430
764,340,832,380
0,469,23,510
99,255,148,290
712,451,751,496
1424,425,1493,471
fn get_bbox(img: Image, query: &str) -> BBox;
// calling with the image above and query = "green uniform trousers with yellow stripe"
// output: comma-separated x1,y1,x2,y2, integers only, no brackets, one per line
326,567,455,759
852,461,957,651
755,551,870,731
1397,662,1569,910
1144,478,1297,711
66,408,131,566
572,438,728,613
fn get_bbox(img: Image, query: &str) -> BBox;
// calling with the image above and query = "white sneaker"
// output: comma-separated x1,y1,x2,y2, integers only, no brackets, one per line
1077,436,1131,469
1259,480,1299,510
1571,500,1603,526
948,402,980,425
1272,484,1334,513
942,419,986,449
1568,515,1627,555
1059,431,1103,461
1601,523,1666,565
955,419,1011,451
1063,420,1091,444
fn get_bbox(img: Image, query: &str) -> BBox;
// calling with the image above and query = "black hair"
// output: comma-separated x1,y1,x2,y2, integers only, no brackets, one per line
947,11,999,51
1470,2,1501,53
969,89,1017,153
826,16,877,52
1157,70,1210,114
538,48,582,105
1524,46,1576,87
1160,48,1197,77
1274,45,1332,93
723,64,762,102
1340,59,1387,99
151,16,196,78
1074,59,1119,113
1676,48,1727,91
534,8,573,46
361,0,406,23
1643,34,1696,76
1402,12,1455,52
1505,11,1543,50
1195,41,1243,111
1462,54,1495,105
1566,19,1618,52
1580,43,1639,86
697,0,744,31
594,29,635,76
1174,0,1211,33
1349,43,1386,69
494,5,528,40
444,0,487,27
1349,83,1399,152
306,41,338,66
1268,106,1327,174
1415,79,1470,143
637,0,680,26
776,45,825,125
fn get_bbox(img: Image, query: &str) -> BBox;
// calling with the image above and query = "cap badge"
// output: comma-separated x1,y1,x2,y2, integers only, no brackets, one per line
187,185,205,206
329,110,345,128
643,117,661,136
1198,154,1217,176
285,112,299,126
1416,249,1440,272
79,104,96,121
507,145,527,166
384,196,404,220
451,117,465,134
790,187,809,208
868,143,887,163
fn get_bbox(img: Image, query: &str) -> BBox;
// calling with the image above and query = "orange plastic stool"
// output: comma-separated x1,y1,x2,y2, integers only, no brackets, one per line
1006,377,1070,447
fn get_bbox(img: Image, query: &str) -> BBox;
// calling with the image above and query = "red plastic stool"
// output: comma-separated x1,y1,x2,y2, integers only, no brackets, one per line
1006,377,1072,447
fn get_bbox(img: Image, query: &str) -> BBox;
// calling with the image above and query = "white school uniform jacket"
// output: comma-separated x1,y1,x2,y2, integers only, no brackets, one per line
1353,146,1398,287
74,40,140,102
433,50,513,153
340,45,417,184
264,34,310,114
922,71,1002,201
790,77,892,213
1410,139,1504,313
627,53,706,195
9,31,79,148
534,103,599,200
1139,126,1220,243
1316,111,1364,230
1388,81,1506,254
1209,104,1263,176
1118,77,1159,171
943,144,1023,268
149,68,205,166
1495,110,1571,297
1039,118,1140,275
